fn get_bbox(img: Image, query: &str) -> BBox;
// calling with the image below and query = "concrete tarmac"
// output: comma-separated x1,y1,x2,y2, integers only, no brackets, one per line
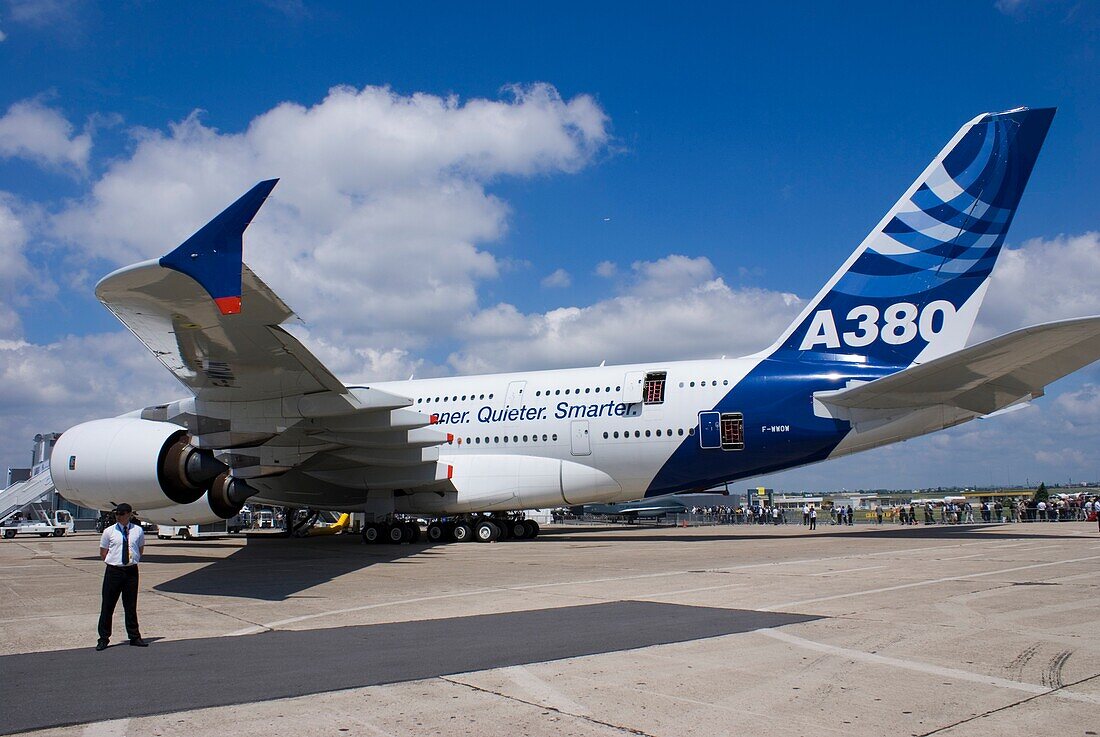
1,521,1098,736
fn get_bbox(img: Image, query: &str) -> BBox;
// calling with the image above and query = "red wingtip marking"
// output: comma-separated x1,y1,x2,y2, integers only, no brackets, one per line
447,464,454,480
215,296,242,315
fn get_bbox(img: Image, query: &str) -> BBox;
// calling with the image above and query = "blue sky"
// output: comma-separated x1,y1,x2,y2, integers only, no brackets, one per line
0,0,1098,490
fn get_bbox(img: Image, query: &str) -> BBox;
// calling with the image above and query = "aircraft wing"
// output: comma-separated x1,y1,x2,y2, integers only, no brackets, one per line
95,180,452,491
816,315,1100,417
95,180,347,403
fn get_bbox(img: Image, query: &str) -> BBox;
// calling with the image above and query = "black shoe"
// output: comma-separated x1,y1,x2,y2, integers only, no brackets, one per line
129,638,148,647
96,640,108,651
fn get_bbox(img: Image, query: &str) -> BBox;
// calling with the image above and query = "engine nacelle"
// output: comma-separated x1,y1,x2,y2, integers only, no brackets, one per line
135,473,258,525
53,418,225,512
139,494,224,526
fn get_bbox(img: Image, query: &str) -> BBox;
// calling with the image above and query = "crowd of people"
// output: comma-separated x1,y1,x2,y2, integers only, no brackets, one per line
674,495,1100,529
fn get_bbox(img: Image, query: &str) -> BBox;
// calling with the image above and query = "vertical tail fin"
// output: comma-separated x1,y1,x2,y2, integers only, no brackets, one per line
766,107,1055,366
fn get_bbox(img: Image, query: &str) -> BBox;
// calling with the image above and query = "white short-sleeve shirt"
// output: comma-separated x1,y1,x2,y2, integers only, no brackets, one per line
100,523,144,566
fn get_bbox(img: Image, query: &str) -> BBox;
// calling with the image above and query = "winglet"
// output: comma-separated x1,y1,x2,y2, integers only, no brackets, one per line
159,179,279,315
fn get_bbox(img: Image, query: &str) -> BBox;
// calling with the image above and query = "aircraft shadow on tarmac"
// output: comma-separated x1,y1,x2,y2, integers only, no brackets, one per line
148,523,1084,601
152,534,435,601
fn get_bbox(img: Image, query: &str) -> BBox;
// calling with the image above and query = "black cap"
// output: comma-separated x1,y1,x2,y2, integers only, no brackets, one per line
114,503,133,514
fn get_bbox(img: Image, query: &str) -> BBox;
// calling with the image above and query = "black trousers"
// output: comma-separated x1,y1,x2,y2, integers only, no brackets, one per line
98,565,140,641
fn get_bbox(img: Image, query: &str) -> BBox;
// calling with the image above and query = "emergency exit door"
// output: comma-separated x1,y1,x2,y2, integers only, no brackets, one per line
698,411,721,449
570,420,591,456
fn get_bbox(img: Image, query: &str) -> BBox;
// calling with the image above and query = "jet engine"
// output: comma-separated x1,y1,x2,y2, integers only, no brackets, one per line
52,417,226,512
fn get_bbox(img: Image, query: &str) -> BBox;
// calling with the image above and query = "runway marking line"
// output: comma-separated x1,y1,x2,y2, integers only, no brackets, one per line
807,565,887,576
225,538,1051,636
762,553,1100,611
758,628,1100,705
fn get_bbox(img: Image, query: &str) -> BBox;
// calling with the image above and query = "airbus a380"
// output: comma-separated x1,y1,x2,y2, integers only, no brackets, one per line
53,106,1100,544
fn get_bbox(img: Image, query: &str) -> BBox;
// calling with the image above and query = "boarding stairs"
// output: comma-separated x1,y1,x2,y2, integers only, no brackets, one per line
0,462,55,523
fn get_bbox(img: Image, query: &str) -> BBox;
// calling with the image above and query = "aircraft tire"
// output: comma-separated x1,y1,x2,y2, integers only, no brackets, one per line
362,523,382,544
404,522,421,543
523,520,539,539
474,519,499,543
427,522,445,542
510,520,528,539
451,523,472,543
386,523,405,544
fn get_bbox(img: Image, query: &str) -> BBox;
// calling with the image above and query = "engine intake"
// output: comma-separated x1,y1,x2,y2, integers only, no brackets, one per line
53,417,226,512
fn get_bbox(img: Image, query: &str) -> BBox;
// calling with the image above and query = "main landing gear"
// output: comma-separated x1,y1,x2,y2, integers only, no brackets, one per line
361,515,539,545
361,519,421,545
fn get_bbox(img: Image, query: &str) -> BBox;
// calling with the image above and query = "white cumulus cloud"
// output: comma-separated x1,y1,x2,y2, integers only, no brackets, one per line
973,232,1100,342
51,83,610,352
0,98,91,172
448,255,803,374
541,268,572,288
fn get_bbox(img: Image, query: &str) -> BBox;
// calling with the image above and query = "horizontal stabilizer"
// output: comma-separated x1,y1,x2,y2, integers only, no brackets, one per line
816,315,1100,417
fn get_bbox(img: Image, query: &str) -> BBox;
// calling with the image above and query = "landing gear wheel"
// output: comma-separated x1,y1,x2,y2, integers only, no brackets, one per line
523,519,539,539
386,523,406,544
362,523,382,544
510,520,528,539
495,521,511,540
427,522,446,542
451,523,473,543
474,519,499,543
404,522,421,543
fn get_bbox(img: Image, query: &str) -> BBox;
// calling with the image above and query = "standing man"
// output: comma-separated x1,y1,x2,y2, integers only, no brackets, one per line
808,504,817,531
97,503,147,650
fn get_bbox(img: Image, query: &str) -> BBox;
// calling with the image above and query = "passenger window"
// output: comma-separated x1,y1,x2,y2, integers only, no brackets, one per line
643,371,666,404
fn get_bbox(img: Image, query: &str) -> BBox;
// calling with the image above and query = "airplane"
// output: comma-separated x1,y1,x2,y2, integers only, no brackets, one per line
582,497,690,521
52,106,1100,545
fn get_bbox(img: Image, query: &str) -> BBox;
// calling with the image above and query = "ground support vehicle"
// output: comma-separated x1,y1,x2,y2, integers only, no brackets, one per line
1,510,75,538
157,521,230,539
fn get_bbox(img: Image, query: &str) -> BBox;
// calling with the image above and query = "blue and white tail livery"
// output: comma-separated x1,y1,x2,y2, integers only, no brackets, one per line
770,106,1055,367
54,107,1100,531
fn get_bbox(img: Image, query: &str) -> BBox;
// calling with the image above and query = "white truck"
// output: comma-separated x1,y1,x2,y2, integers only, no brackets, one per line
156,520,230,539
1,510,75,539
